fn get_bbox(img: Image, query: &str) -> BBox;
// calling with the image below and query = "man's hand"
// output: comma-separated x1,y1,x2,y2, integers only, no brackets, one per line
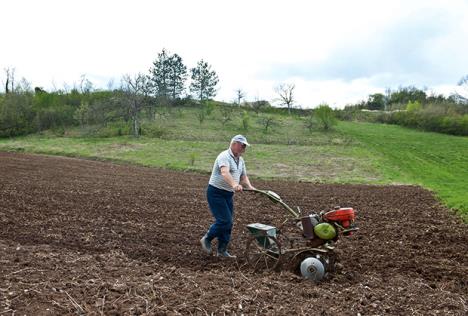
233,184,243,192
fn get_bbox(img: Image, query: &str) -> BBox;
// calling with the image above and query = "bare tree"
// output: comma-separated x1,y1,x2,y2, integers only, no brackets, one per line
258,115,277,132
121,73,150,137
251,97,270,114
62,82,70,94
107,78,115,91
457,75,468,103
219,106,234,126
274,83,295,114
4,67,15,93
79,74,94,94
16,78,32,93
235,89,244,106
2,70,8,93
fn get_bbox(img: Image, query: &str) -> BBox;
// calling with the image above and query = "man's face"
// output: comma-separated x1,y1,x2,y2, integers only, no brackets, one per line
232,141,246,155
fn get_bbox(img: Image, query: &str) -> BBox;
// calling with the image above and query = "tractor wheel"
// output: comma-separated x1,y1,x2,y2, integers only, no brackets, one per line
245,235,282,271
292,250,334,276
300,257,325,282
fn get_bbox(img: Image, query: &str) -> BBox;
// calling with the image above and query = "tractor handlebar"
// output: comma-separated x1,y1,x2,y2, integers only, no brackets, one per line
244,188,299,218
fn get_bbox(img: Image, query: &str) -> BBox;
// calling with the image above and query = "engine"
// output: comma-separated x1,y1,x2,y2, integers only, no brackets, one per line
323,207,356,229
300,207,357,241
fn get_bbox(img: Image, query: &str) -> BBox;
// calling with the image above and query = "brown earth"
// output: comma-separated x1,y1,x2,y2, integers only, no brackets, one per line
0,152,467,315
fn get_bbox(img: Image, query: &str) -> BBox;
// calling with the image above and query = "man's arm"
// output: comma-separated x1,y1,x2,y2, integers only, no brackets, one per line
220,166,243,191
240,175,255,190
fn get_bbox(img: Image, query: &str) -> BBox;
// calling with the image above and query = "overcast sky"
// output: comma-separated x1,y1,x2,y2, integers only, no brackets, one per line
2,0,468,108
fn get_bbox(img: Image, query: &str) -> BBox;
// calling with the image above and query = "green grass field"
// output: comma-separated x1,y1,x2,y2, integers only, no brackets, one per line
0,107,466,218
336,122,468,214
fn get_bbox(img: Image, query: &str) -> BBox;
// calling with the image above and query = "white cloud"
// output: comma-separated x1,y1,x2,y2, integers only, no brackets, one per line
1,0,467,108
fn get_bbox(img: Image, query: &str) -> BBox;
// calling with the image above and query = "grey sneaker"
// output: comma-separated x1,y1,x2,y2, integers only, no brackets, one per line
200,235,212,254
216,250,236,258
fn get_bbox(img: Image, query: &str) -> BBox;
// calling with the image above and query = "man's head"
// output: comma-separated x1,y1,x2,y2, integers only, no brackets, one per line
230,134,250,156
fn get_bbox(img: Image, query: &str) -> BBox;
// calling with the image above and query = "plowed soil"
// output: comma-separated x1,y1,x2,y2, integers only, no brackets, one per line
1,152,467,315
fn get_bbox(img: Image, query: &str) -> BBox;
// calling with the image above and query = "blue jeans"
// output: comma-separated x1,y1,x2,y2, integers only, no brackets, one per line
205,184,234,252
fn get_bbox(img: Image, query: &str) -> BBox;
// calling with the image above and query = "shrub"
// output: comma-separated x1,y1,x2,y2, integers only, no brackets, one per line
0,93,36,137
189,152,198,166
219,106,233,126
314,104,337,130
257,115,277,133
204,101,215,116
35,104,76,131
140,123,166,138
241,110,250,130
377,107,468,136
304,113,315,132
406,100,422,112
196,108,206,125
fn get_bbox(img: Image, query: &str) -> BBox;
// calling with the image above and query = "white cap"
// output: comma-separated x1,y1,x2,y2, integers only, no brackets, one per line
231,134,250,146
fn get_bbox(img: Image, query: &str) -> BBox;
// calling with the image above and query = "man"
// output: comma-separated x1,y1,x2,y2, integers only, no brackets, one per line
200,134,255,258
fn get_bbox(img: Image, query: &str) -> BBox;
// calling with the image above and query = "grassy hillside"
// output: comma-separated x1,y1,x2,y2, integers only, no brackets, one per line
0,106,466,218
336,122,468,213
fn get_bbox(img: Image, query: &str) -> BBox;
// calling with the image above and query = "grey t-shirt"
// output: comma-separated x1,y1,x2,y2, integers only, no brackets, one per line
209,148,246,192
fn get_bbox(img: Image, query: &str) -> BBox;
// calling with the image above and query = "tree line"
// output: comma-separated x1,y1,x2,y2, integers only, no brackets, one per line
338,84,468,136
0,49,220,137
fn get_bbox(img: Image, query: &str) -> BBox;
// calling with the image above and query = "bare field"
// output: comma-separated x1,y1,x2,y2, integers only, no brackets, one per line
0,152,467,315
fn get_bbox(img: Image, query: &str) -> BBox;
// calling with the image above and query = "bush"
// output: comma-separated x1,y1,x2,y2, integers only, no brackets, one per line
189,152,198,166
314,104,337,130
376,108,468,136
196,108,206,125
241,111,250,130
79,121,131,138
140,123,166,138
203,101,216,116
406,100,422,112
257,115,277,133
219,106,233,126
0,93,36,137
35,104,76,131
304,113,315,132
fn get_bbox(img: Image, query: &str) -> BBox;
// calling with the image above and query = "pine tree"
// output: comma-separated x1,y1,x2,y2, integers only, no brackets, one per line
148,49,171,99
168,53,187,99
149,49,188,101
190,60,219,101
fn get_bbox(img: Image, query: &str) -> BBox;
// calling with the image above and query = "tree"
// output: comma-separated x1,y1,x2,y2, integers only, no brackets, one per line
274,83,295,114
388,86,427,106
190,60,219,101
304,112,315,132
241,110,250,130
258,115,277,132
235,89,244,106
196,108,206,125
149,49,171,100
168,53,187,99
367,93,385,110
121,73,150,137
457,75,468,104
3,67,15,94
406,100,422,112
79,74,94,94
148,49,188,102
250,99,270,114
314,104,337,131
219,106,233,126
384,88,391,111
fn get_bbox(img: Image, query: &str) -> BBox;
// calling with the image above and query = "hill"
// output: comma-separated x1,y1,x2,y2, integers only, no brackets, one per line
0,106,467,218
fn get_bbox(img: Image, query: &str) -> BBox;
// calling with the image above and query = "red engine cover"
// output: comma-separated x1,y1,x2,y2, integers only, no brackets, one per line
323,208,355,226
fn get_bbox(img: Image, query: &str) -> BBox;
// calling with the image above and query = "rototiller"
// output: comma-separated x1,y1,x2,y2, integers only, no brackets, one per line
244,189,358,282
